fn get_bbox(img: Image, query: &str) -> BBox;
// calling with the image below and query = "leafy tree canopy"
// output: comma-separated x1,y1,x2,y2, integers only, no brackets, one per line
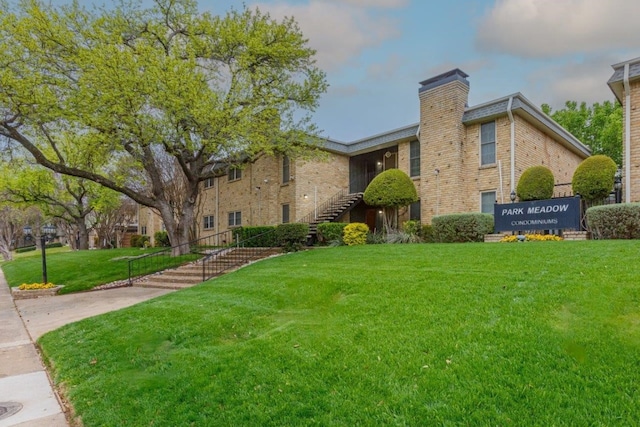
0,0,327,254
542,101,622,167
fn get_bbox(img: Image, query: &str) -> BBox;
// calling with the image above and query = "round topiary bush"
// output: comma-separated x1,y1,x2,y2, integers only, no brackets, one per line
516,166,555,201
572,155,617,202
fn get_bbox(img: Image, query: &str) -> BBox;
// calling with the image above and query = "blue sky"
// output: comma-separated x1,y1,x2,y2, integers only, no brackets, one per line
209,0,639,142
56,0,640,142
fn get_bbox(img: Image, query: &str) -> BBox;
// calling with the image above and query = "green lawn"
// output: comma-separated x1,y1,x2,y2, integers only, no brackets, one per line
1,247,197,293
38,241,640,425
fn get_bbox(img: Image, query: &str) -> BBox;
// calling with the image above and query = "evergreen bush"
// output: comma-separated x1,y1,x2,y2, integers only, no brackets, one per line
586,204,640,239
516,166,555,201
432,213,494,243
232,226,278,247
275,223,309,252
572,155,617,202
154,231,170,247
316,222,347,245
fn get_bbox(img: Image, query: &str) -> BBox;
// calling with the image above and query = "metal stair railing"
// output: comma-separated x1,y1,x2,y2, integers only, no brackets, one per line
201,229,280,281
128,230,233,285
298,189,363,226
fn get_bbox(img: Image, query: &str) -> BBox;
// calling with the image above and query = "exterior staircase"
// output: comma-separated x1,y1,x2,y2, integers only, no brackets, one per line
300,190,364,242
133,247,282,290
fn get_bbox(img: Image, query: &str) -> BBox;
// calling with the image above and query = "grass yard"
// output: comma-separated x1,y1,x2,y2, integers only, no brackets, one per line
1,247,198,293
39,241,640,425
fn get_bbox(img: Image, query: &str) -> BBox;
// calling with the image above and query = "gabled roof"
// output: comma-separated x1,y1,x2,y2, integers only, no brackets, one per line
463,93,590,157
608,57,640,103
321,92,589,158
323,123,419,155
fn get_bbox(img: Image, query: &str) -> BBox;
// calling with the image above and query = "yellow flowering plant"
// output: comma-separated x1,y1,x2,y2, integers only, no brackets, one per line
500,234,563,243
18,282,57,290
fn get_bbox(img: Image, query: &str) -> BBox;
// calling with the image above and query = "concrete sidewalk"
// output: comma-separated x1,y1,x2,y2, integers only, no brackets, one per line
0,270,174,426
0,270,67,427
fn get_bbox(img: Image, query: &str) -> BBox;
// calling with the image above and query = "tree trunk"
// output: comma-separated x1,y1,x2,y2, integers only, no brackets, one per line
76,219,90,250
0,245,12,261
157,197,197,257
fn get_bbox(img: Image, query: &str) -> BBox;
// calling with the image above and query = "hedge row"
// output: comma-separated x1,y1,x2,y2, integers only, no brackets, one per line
232,226,278,247
586,203,640,239
15,242,64,253
232,224,309,251
431,213,494,243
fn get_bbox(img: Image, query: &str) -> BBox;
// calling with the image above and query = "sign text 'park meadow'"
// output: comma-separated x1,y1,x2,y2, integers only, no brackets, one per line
494,197,581,232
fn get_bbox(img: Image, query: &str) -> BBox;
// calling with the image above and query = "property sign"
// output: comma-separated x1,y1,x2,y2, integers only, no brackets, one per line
494,197,581,232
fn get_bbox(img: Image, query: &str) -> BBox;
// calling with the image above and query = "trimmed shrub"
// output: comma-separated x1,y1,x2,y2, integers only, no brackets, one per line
154,231,170,247
130,234,150,248
316,222,347,245
343,222,369,246
45,242,63,249
586,203,640,239
572,155,617,202
275,223,309,252
432,213,494,243
15,246,36,253
517,166,555,201
232,226,278,247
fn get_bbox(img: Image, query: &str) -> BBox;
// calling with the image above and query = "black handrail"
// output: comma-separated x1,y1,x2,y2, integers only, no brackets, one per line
127,230,233,285
200,229,280,281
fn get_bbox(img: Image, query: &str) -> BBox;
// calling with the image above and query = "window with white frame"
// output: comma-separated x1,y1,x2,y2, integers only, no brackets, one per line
203,215,214,230
282,204,290,223
141,226,147,235
409,140,420,177
228,167,242,181
282,155,290,184
228,211,242,227
480,121,496,166
203,177,214,189
480,191,497,214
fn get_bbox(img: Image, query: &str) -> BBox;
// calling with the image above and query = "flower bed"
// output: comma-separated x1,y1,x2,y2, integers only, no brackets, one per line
500,234,563,243
11,283,64,299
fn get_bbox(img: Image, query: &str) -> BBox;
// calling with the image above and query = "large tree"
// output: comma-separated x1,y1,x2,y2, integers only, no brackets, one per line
0,0,327,255
542,101,622,167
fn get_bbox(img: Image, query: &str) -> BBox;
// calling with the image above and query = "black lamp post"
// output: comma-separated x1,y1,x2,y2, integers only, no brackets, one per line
510,190,517,203
614,170,622,204
40,224,56,284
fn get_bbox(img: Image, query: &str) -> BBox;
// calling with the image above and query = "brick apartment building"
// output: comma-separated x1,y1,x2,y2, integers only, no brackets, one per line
608,57,640,203
139,68,590,244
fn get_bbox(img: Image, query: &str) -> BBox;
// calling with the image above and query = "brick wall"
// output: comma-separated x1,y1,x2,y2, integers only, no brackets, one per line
623,79,640,202
418,80,470,222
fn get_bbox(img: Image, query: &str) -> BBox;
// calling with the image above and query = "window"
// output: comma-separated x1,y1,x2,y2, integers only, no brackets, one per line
228,211,242,227
282,155,290,184
203,215,214,230
282,204,290,223
141,226,147,235
480,121,496,166
409,200,421,221
481,191,497,214
409,140,420,177
228,167,242,181
203,177,214,189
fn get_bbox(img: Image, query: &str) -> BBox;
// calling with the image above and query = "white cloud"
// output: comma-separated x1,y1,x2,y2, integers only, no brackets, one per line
324,0,409,8
252,1,402,71
476,0,640,58
525,55,621,109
